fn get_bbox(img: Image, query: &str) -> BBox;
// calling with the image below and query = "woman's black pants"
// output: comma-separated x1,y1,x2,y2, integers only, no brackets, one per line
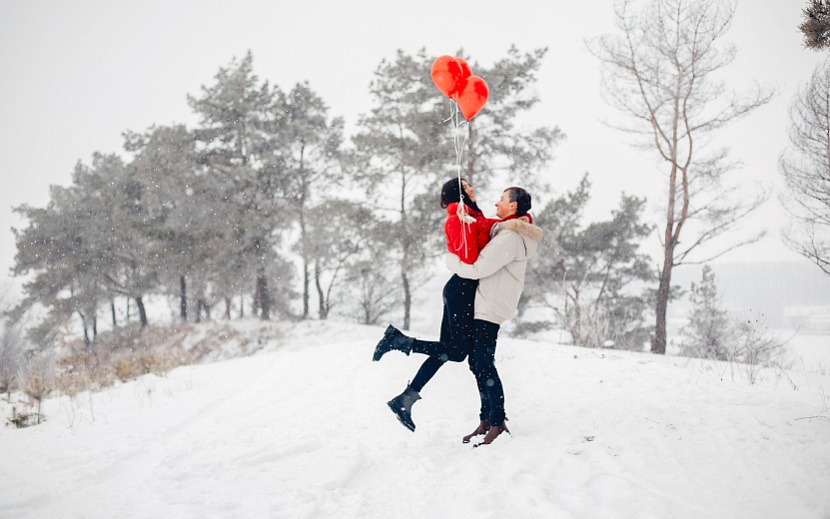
408,274,477,392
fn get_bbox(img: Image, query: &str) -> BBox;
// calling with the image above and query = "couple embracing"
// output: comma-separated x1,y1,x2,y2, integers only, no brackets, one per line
372,178,542,446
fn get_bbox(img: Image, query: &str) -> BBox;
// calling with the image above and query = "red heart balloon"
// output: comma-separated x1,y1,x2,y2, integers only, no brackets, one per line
431,55,464,98
457,75,489,120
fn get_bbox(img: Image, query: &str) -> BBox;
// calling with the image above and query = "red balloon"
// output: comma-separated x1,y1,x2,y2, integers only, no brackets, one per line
456,57,472,80
431,55,464,98
457,75,489,120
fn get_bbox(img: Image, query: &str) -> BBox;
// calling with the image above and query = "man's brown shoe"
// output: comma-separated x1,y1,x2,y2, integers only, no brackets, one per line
475,422,511,447
462,420,490,443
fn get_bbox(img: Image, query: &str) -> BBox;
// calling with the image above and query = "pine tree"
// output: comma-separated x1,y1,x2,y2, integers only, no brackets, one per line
273,82,344,319
801,0,830,50
680,265,731,360
11,185,102,344
10,153,152,340
123,124,213,321
521,175,654,349
93,152,159,328
187,52,292,320
351,49,449,329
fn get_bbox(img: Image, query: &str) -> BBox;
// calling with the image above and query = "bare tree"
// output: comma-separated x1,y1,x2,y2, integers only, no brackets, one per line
780,56,830,275
589,0,774,354
801,0,830,50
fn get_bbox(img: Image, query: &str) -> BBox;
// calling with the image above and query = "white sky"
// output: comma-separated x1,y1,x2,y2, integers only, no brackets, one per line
0,0,826,294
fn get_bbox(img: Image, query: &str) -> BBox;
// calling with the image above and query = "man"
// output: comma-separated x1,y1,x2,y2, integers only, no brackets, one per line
445,186,541,445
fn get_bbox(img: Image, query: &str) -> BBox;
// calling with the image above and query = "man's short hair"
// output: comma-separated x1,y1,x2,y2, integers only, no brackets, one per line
506,187,531,216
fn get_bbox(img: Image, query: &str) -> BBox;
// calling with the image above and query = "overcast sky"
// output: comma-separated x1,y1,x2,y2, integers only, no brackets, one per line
1,0,825,295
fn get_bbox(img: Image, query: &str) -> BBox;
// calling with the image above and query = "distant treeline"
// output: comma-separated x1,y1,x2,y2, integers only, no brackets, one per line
9,49,656,351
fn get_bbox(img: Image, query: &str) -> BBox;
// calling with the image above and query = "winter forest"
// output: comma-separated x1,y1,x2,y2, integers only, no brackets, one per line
2,0,830,417
0,0,830,517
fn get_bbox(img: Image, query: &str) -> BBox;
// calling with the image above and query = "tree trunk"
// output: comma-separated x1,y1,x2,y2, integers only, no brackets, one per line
652,242,674,354
299,146,310,320
301,209,310,319
111,301,117,327
399,161,411,330
302,257,310,319
402,269,411,330
180,275,188,322
79,311,90,349
258,272,270,320
315,260,328,320
135,295,148,327
224,296,232,320
569,287,581,347
254,276,261,316
653,271,671,355
195,299,202,323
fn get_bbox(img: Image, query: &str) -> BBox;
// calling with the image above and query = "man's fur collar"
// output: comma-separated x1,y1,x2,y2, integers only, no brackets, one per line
498,218,543,242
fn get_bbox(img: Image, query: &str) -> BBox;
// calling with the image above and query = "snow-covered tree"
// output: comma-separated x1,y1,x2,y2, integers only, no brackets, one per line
521,175,654,349
187,52,294,320
780,56,830,276
343,218,404,326
95,151,159,328
678,267,785,381
679,265,731,360
272,82,344,319
11,153,154,341
589,0,774,354
305,199,373,320
351,49,452,329
123,124,217,321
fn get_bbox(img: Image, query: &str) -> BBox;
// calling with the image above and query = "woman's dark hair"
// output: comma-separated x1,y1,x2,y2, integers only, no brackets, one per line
506,186,532,216
440,178,480,212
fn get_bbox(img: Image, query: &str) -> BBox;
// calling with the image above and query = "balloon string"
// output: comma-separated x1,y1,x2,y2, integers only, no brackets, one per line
450,100,471,258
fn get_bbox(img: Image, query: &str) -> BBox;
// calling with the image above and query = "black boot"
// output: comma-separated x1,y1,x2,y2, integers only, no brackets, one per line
386,386,421,432
372,325,414,361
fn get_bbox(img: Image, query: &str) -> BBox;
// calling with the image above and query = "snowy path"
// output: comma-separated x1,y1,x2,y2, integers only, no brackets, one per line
1,322,829,518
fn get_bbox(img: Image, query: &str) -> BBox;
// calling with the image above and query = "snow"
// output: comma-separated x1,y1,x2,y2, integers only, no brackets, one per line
1,320,829,519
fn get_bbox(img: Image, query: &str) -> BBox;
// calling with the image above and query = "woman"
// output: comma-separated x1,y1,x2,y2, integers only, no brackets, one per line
371,178,502,432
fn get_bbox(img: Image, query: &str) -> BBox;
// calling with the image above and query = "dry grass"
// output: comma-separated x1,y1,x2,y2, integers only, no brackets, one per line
7,406,41,428
3,324,192,407
49,324,202,394
6,320,274,428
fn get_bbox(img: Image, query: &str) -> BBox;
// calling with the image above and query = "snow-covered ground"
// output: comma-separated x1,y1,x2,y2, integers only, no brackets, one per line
1,320,829,519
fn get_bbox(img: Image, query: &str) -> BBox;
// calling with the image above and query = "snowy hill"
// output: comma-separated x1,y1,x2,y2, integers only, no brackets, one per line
1,320,829,519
